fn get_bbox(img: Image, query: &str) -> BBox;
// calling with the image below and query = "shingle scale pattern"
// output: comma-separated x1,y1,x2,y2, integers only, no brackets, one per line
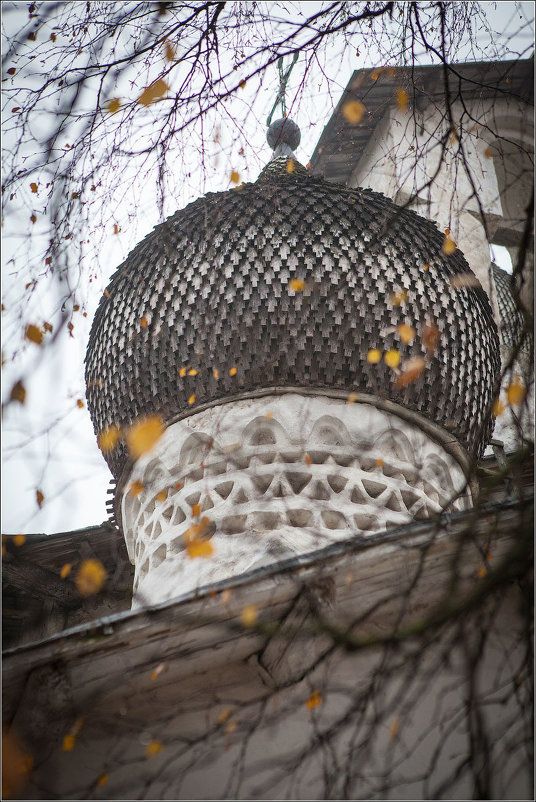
85,158,500,478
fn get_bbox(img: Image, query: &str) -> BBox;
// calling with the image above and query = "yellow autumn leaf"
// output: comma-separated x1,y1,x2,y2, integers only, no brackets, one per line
30,182,38,194
140,316,148,328
137,79,168,106
97,773,109,787
347,392,358,403
397,323,415,344
229,366,237,376
129,480,144,497
506,378,526,406
113,223,120,234
286,159,295,173
442,235,456,255
394,357,426,388
75,559,107,597
390,289,408,307
213,368,219,379
186,538,214,559
126,415,164,459
188,368,197,376
306,690,322,710
62,735,75,751
188,394,196,405
156,489,168,502
289,278,306,292
396,87,409,112
230,170,240,184
191,503,201,517
241,605,258,627
10,380,26,405
25,324,43,345
217,708,233,725
367,348,382,364
342,100,365,125
145,740,163,758
384,349,401,369
484,147,493,158
97,424,121,454
179,366,187,377
375,457,384,467
36,489,44,508
184,517,212,541
304,453,312,466
60,563,72,579
13,534,25,547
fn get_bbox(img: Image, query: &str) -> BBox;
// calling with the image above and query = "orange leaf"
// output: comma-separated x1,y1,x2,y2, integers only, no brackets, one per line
191,503,201,517
213,368,219,379
286,159,295,173
288,278,306,293
13,534,26,547
60,563,72,579
484,147,493,158
97,424,121,454
422,323,440,353
145,740,163,758
217,708,233,725
241,605,258,627
30,182,38,194
75,559,107,597
186,538,214,559
188,394,196,405
304,453,312,466
25,324,43,345
10,381,26,405
390,717,400,739
492,398,505,417
76,399,84,408
342,100,365,125
506,378,526,406
229,366,237,376
140,316,148,328
97,773,109,787
384,349,401,369
62,734,75,752
396,87,409,112
375,458,384,467
126,415,164,459
106,98,121,114
397,323,415,344
230,170,240,184
367,348,382,364
306,690,322,710
113,223,120,234
442,235,456,255
137,79,168,106
156,489,168,502
129,480,144,497
36,489,44,508
394,357,426,388
188,368,197,376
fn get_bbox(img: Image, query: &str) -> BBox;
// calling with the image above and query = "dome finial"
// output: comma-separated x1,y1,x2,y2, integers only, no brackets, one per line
267,117,301,158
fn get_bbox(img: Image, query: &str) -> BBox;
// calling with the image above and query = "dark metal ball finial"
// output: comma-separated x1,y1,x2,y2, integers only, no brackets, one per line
267,118,301,152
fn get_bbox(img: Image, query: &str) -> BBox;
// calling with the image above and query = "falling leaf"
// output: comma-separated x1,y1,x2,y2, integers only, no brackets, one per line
397,323,415,344
444,228,450,235
442,235,456,255
239,79,247,89
347,392,358,403
126,415,164,459
28,31,36,41
191,503,201,517
396,87,409,112
423,263,429,271
106,97,121,114
390,289,408,307
10,380,26,404
113,223,120,234
304,453,312,466
13,534,26,547
30,182,38,193
179,366,187,377
50,33,56,42
97,424,121,454
218,709,233,725
62,735,75,751
506,378,526,406
375,458,384,467
484,147,493,158
140,316,148,328
289,278,306,292
71,192,79,199
137,79,168,106
492,398,505,417
342,100,365,125
145,740,163,758
164,41,175,61
7,67,16,75
449,273,480,288
36,489,44,508
241,605,258,627
230,170,240,184
394,357,426,388
188,394,196,405
60,563,72,579
422,323,440,353
367,348,382,364
213,368,219,379
150,663,165,681
186,539,214,559
75,559,107,597
390,717,400,739
286,159,295,173
25,324,43,345
306,690,322,710
97,774,109,787
229,366,237,376
30,214,37,224
156,490,167,502
76,399,84,408
129,480,144,497
188,368,197,376
384,350,401,369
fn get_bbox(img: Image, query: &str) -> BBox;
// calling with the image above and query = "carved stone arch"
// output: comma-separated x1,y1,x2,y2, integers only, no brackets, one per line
242,416,291,447
374,428,415,464
179,432,215,467
309,415,350,446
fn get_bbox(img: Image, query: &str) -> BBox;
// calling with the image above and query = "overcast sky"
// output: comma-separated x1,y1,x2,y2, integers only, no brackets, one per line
1,1,534,536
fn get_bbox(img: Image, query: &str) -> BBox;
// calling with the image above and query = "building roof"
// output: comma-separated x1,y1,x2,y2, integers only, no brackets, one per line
310,59,534,185
85,157,499,481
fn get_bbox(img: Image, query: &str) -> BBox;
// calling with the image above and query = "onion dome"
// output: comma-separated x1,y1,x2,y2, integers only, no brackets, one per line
492,263,529,350
85,121,500,480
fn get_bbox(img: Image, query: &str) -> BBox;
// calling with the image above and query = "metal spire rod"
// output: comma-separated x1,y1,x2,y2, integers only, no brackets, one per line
266,52,299,127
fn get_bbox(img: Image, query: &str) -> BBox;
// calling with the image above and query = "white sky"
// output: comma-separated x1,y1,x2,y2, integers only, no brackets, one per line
1,1,534,535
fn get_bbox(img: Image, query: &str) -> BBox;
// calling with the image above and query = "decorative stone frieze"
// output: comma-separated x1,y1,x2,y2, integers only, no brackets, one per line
120,393,472,607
